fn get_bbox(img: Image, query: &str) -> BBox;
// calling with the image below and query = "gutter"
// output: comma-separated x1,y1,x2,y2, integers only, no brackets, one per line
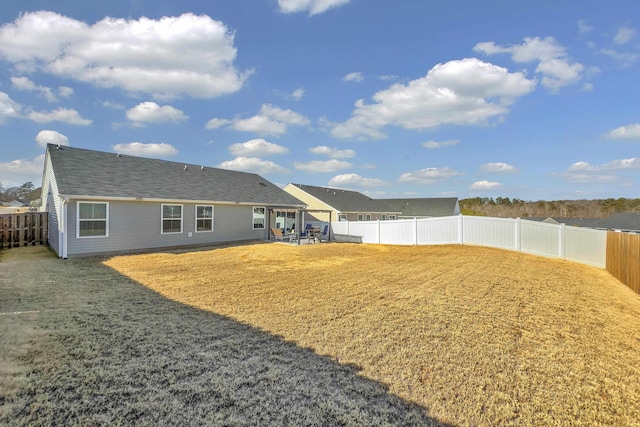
57,194,305,209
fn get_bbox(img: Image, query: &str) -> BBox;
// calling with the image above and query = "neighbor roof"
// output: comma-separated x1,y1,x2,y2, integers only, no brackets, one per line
378,198,459,217
591,212,640,232
46,144,305,207
289,183,398,213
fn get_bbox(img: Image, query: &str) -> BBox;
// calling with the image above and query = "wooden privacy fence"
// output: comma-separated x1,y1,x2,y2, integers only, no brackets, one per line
0,212,48,249
607,231,640,295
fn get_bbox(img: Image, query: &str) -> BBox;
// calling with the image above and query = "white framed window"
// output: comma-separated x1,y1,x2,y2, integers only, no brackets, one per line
381,214,387,220
388,214,397,220
357,214,364,221
253,207,265,229
77,202,108,238
339,214,347,221
196,205,214,232
366,214,371,221
162,204,183,234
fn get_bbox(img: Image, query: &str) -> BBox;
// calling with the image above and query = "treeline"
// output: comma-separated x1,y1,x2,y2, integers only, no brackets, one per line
460,197,640,218
0,181,41,203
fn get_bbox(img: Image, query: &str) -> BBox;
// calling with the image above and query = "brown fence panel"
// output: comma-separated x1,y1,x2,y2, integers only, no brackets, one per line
0,213,48,249
607,231,640,295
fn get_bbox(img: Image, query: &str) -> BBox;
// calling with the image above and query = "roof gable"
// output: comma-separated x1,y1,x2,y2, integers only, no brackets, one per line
46,144,304,206
288,183,395,213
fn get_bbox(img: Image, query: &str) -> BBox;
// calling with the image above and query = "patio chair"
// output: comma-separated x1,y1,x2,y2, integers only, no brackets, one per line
320,225,329,241
270,227,289,242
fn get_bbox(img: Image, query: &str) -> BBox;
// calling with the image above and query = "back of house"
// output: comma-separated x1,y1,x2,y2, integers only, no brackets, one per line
40,144,305,257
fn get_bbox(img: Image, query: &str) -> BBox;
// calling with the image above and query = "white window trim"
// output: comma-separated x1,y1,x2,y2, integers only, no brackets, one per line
161,204,183,234
252,206,266,229
366,214,371,221
357,214,364,221
339,214,347,221
195,205,214,233
76,201,109,239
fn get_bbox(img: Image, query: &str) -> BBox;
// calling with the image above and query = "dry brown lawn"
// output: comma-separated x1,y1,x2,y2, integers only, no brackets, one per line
105,242,640,426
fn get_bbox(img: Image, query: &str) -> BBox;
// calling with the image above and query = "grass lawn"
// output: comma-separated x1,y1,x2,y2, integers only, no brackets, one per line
104,242,640,426
2,243,640,426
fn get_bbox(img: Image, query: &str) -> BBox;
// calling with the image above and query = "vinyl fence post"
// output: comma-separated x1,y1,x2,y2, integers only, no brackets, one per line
458,214,464,245
377,219,381,244
515,217,521,252
559,223,566,259
414,216,418,245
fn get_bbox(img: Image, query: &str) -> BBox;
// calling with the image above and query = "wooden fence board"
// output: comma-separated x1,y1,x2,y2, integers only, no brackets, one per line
0,212,48,249
606,231,640,295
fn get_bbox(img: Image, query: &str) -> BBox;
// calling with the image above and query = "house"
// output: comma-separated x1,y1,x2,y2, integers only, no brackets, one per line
40,144,306,258
591,212,640,233
283,183,401,222
378,198,460,219
523,217,601,227
8,199,29,207
283,183,459,222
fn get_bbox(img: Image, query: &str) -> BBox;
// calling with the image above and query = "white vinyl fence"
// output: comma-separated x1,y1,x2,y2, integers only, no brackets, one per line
330,215,606,268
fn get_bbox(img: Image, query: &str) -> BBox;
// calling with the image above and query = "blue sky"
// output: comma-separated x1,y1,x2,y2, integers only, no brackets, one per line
0,0,638,201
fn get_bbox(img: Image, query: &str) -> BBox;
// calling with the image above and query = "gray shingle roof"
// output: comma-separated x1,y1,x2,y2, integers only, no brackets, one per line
378,198,459,217
592,212,640,231
288,183,397,213
47,144,305,207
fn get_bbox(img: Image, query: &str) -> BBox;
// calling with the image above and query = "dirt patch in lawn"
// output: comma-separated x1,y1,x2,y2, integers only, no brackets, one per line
105,242,640,426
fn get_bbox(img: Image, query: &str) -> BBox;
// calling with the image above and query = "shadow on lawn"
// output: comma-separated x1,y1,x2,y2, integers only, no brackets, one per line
1,248,451,427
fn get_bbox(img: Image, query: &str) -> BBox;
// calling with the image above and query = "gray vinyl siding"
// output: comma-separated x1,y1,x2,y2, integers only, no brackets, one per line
41,154,62,256
66,200,267,256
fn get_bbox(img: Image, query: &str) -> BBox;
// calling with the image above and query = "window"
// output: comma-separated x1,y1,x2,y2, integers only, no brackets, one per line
196,205,214,232
366,214,371,221
388,215,397,220
253,207,265,229
357,214,364,221
339,214,347,221
162,204,183,234
77,202,108,238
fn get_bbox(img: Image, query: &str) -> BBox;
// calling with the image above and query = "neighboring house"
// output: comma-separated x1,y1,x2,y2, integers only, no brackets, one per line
283,183,459,222
40,144,306,258
591,212,640,233
8,200,28,207
283,183,400,222
524,217,601,227
378,198,460,219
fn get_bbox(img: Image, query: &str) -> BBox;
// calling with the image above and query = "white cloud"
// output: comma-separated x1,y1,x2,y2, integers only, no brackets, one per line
0,154,45,187
599,49,639,66
10,76,58,102
398,167,461,185
229,139,288,156
614,27,635,45
343,71,364,83
480,162,517,174
291,88,305,100
207,104,310,136
309,145,355,158
474,36,584,92
332,58,535,139
111,142,178,157
0,91,21,123
27,107,92,125
277,0,351,16
217,157,289,174
126,102,188,127
328,173,387,188
0,11,250,99
101,100,125,110
564,158,639,184
294,159,352,172
422,139,459,149
35,130,69,148
606,123,640,140
469,180,502,190
578,20,592,34
58,86,74,98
